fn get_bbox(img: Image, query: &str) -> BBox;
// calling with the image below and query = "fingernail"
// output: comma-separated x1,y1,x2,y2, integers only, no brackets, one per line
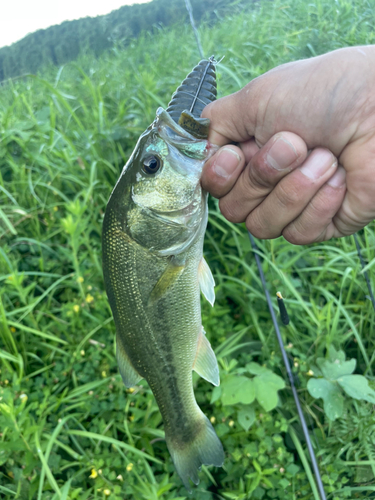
300,150,336,180
213,148,241,178
267,135,298,171
327,165,346,187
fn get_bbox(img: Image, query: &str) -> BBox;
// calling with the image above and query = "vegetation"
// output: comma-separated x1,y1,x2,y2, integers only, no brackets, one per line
1,0,375,498
0,0,234,82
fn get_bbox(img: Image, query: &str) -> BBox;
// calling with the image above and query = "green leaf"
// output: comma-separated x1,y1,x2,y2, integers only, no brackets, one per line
316,355,356,380
307,378,344,420
253,371,285,412
328,345,345,362
338,375,375,403
286,464,300,476
238,405,255,431
246,362,268,375
221,375,255,405
210,385,221,404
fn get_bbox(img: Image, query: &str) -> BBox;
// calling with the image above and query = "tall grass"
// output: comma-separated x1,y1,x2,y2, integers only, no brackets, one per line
0,0,375,498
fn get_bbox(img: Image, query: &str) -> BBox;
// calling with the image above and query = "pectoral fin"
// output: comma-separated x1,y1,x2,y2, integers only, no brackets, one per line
116,335,142,388
149,257,185,305
198,257,215,306
193,328,220,386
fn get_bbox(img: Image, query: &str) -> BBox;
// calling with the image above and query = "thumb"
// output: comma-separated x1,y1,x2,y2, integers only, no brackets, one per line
201,87,258,146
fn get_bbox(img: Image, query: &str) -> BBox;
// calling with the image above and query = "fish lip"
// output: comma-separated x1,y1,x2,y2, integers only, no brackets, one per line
152,184,202,220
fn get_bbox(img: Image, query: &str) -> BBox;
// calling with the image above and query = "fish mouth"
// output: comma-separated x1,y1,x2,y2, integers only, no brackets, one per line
152,186,203,225
166,56,217,123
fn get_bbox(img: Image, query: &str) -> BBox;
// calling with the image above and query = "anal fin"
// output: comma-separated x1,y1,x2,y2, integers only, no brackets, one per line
116,334,142,388
193,328,219,386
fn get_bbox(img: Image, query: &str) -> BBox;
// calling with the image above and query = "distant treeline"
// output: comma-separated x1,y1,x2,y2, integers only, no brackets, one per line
0,0,239,82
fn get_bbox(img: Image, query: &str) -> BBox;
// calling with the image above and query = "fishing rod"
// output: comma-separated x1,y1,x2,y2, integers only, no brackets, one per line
248,233,327,500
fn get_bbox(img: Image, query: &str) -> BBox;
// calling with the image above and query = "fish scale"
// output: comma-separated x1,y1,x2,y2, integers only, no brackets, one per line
102,59,224,490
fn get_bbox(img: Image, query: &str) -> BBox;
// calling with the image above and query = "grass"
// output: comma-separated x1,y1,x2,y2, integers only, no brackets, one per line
0,0,375,498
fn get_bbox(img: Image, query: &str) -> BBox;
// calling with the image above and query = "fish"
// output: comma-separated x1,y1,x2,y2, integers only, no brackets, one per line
102,57,224,490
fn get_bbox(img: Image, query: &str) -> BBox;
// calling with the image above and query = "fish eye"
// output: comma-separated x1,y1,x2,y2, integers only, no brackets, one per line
142,155,162,175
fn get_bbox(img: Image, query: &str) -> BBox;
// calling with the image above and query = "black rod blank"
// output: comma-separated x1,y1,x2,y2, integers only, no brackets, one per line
248,231,327,500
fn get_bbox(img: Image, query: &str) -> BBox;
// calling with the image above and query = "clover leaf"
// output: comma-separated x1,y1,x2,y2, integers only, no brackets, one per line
307,348,375,421
253,370,285,412
307,378,344,420
338,375,375,404
221,375,255,405
316,356,356,380
220,364,285,412
238,405,255,431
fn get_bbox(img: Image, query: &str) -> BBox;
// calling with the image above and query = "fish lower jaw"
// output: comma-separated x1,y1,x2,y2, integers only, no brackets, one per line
153,199,201,226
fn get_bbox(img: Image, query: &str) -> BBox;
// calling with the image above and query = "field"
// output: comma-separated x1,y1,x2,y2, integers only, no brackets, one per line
1,0,375,498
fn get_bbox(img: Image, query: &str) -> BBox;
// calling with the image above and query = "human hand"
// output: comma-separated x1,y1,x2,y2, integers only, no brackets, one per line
201,46,375,244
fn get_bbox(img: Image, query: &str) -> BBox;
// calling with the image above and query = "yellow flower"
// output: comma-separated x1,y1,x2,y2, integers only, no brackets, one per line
85,294,94,304
307,369,314,376
126,463,133,472
10,327,16,333
101,370,107,378
103,489,111,496
53,206,58,212
80,350,85,356
229,420,235,427
210,416,216,424
77,276,84,283
89,468,98,479
73,305,80,313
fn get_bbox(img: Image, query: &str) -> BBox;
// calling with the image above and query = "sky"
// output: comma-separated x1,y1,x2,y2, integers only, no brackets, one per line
0,0,151,49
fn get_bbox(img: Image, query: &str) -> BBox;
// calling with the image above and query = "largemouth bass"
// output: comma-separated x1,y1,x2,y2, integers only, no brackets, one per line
102,58,224,489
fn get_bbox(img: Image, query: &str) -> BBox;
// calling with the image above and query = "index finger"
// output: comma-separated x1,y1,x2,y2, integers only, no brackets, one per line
202,91,255,146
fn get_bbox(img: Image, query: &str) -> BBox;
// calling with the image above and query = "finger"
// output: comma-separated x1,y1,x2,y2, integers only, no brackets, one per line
333,134,375,236
282,166,347,244
202,140,260,199
218,132,308,222
245,148,338,239
240,139,261,164
201,145,246,198
202,90,257,146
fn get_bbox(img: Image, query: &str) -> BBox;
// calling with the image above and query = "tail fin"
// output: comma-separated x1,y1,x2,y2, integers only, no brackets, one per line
166,412,224,491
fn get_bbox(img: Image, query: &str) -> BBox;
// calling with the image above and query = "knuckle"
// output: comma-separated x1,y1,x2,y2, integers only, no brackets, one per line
283,222,324,245
246,212,277,239
219,198,244,223
282,227,311,245
275,182,302,209
246,157,274,191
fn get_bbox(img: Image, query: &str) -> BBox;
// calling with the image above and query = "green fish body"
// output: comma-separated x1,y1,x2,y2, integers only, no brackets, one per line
102,61,224,489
